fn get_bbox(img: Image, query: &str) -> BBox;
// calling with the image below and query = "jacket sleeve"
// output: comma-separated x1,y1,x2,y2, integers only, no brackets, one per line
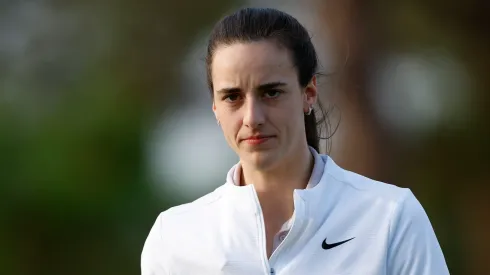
141,213,169,275
387,190,450,275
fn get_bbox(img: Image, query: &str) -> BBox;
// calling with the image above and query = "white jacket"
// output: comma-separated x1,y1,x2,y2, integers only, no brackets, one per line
141,152,449,275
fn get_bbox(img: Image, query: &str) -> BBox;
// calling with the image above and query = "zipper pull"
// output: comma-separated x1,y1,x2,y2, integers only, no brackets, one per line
270,268,275,274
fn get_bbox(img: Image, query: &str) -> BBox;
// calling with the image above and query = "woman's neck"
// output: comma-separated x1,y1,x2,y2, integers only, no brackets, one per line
240,145,314,195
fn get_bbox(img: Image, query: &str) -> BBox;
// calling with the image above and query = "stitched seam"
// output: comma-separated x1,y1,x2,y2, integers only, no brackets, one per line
385,190,410,273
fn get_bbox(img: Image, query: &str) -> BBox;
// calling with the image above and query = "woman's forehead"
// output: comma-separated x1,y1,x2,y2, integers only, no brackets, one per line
211,41,297,90
213,41,293,70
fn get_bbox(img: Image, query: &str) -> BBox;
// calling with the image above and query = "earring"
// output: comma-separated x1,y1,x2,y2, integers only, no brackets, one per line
217,120,220,126
305,106,313,115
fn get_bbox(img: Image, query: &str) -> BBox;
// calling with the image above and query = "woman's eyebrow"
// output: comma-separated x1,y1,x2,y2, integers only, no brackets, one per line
256,82,287,91
215,82,287,95
216,87,241,95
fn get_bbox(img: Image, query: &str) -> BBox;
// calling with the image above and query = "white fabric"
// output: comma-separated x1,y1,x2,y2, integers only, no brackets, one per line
141,151,450,275
231,147,325,252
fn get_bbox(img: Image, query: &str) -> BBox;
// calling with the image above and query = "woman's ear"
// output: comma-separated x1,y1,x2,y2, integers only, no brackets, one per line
304,75,318,111
212,102,220,125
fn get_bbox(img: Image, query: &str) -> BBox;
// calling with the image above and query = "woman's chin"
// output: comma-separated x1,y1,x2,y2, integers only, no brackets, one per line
241,150,281,171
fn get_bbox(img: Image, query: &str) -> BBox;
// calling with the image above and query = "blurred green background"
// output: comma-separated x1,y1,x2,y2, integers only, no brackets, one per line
1,0,488,274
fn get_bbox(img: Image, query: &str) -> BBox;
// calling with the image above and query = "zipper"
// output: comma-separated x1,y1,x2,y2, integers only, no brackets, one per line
250,185,272,274
269,192,305,269
251,186,306,274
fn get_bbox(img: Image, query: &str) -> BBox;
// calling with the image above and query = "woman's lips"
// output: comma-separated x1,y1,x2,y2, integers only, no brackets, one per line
242,136,274,145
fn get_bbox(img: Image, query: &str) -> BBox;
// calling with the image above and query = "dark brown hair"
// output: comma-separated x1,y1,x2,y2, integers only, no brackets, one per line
206,7,330,152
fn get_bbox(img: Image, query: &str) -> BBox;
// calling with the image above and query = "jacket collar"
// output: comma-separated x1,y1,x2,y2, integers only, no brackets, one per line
222,147,334,216
227,146,325,188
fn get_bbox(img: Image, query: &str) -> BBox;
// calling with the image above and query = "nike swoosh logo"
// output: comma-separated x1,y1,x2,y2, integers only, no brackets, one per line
322,237,355,250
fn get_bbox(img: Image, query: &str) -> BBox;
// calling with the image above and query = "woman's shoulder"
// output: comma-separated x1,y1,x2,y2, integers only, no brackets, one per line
141,185,229,273
321,156,435,235
145,185,227,246
323,155,409,202
159,184,227,223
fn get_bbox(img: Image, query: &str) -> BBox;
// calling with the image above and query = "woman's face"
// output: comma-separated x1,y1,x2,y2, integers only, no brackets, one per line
211,40,317,170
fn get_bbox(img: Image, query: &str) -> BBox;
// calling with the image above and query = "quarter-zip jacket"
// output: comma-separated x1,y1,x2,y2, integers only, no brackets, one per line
141,154,449,275
231,147,325,253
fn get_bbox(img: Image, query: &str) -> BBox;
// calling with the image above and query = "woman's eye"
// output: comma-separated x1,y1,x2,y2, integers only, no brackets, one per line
224,94,241,102
264,89,282,99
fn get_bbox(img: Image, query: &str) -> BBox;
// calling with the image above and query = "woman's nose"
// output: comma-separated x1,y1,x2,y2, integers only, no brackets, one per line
242,98,265,128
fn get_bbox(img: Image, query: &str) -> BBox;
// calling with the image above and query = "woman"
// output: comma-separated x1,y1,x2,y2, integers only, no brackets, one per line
142,7,449,275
